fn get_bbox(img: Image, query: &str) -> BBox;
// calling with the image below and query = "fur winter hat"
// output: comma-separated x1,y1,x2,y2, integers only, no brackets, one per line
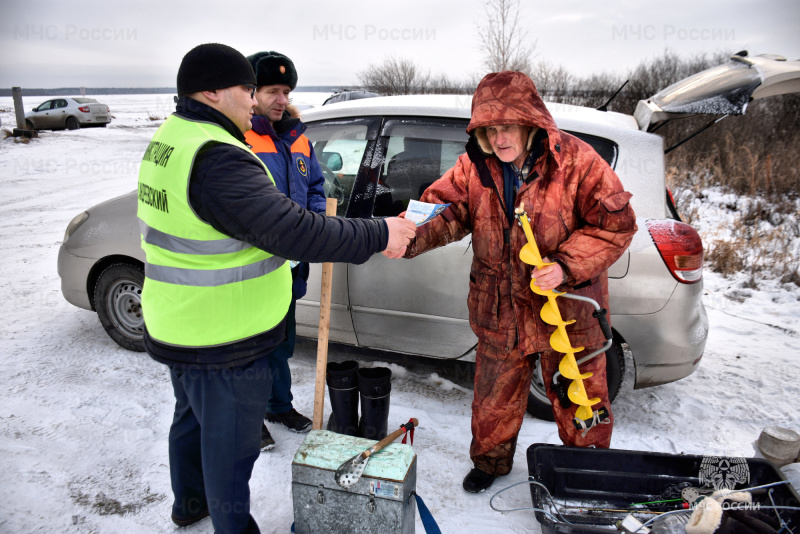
247,51,298,90
177,43,256,97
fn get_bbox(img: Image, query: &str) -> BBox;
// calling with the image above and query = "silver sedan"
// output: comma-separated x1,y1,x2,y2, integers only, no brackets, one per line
25,97,111,130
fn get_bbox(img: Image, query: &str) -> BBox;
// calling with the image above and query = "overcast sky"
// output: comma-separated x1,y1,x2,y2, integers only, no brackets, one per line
2,0,799,89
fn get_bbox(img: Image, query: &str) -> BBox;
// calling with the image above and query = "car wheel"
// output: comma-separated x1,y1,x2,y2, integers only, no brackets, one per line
66,117,80,130
526,334,625,420
94,263,145,352
25,119,36,131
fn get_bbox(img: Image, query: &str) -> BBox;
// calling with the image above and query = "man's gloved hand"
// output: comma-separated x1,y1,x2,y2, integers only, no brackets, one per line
685,495,780,534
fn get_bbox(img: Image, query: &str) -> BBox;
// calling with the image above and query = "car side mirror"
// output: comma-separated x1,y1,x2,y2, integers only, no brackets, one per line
319,152,343,172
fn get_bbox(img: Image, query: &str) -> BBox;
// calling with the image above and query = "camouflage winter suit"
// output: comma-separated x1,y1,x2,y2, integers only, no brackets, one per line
406,71,637,475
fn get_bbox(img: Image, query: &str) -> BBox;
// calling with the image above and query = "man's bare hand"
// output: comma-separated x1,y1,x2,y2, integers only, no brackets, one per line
382,246,407,259
383,217,417,256
531,257,564,291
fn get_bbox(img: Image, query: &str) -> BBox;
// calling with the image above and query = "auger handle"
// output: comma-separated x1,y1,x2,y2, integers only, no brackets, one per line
593,308,613,342
363,418,419,459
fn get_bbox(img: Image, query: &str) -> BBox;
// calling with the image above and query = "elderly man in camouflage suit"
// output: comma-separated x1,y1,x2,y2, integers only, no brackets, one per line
404,71,637,493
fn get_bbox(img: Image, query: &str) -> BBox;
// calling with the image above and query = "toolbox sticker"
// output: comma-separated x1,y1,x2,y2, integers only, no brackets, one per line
369,480,400,499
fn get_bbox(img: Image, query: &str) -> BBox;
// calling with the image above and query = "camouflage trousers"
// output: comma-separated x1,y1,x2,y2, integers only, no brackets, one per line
470,341,613,476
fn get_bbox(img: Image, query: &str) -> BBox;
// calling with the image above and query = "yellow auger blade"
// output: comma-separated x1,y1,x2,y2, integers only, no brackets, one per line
568,378,601,412
549,325,581,355
520,243,543,267
575,405,595,421
558,354,591,380
515,204,602,426
540,300,566,326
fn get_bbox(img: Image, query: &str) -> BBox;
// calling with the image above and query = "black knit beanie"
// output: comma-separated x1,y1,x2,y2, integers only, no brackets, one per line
177,43,256,96
247,51,298,90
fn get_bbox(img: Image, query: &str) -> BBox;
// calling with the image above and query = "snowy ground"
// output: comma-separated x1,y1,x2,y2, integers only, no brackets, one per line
1,94,799,533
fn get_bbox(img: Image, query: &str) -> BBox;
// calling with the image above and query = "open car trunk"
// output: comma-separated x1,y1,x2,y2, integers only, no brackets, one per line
635,52,800,132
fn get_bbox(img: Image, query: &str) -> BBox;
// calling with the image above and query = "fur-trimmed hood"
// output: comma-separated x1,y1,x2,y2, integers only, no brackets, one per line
286,103,302,120
468,71,561,162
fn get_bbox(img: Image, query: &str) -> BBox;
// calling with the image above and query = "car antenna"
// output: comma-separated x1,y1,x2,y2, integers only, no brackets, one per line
596,80,628,112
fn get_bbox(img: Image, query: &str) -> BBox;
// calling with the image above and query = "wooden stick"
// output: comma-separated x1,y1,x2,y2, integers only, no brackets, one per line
312,198,338,430
362,419,419,458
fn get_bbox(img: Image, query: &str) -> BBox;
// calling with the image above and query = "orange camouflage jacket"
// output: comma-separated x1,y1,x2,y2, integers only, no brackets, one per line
406,71,637,356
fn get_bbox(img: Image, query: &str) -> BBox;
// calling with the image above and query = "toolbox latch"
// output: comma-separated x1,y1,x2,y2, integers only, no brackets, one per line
316,488,325,505
367,496,376,514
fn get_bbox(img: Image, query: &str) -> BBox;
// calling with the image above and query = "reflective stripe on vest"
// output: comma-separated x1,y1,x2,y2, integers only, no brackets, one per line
139,219,251,255
137,115,291,348
139,219,286,286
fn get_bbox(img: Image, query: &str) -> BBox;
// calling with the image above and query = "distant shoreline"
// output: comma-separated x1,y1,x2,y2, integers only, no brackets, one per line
0,86,344,97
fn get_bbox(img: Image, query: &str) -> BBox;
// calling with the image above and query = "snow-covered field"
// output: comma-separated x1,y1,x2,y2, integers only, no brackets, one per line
1,94,799,533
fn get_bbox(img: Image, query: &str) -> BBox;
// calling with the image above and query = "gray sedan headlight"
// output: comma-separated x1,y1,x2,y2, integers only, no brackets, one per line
63,212,89,243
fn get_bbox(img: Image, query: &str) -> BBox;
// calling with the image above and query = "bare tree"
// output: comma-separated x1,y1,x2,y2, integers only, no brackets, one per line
476,0,536,74
357,56,428,95
356,56,475,95
530,60,574,102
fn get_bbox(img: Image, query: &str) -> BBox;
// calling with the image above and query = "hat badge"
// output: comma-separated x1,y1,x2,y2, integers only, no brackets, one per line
280,65,286,74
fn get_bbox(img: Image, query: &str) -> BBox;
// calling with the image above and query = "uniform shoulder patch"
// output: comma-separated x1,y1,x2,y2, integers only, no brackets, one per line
296,156,308,176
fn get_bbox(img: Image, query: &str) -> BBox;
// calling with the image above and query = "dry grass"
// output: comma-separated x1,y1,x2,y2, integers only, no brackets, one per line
693,196,800,287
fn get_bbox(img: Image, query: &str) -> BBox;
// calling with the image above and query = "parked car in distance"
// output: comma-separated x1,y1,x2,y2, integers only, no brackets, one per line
25,97,111,130
57,53,800,419
323,90,380,105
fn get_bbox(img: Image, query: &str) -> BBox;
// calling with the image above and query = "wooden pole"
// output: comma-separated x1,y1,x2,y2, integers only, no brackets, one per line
312,198,338,430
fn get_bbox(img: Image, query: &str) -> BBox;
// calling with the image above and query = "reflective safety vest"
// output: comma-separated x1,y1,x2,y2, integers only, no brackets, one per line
137,115,291,347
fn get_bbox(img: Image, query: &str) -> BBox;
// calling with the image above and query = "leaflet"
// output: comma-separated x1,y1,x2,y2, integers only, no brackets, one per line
404,200,450,226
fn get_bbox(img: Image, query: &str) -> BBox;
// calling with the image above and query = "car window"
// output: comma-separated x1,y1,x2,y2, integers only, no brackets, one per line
373,118,469,217
567,131,619,169
306,119,373,217
55,100,68,109
36,101,53,111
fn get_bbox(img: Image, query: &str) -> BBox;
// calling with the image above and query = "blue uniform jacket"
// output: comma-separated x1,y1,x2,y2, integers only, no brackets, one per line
246,113,328,299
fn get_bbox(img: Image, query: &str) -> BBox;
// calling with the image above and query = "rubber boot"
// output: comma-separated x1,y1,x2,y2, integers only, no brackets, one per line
326,360,360,436
357,367,392,440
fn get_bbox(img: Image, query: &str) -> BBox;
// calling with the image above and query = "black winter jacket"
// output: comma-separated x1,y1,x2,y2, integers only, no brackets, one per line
144,97,388,368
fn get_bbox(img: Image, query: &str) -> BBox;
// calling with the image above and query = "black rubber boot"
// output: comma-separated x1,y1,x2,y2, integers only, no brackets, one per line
326,360,360,436
357,367,392,440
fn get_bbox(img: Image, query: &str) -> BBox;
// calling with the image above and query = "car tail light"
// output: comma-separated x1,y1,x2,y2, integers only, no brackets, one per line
78,106,90,112
646,220,704,283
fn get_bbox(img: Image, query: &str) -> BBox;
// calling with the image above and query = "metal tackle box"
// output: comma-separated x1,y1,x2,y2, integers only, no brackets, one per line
292,430,417,533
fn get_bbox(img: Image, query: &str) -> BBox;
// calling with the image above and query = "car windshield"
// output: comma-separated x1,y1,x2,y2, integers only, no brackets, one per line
73,98,97,104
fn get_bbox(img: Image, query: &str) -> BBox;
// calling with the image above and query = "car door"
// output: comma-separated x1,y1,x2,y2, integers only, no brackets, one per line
31,100,55,128
296,117,382,345
52,99,69,127
348,117,478,359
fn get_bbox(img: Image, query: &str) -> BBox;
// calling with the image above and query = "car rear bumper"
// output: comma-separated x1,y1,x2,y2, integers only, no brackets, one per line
57,245,94,310
612,280,709,388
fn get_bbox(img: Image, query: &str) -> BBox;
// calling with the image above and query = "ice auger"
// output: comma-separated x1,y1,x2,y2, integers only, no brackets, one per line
514,205,613,432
